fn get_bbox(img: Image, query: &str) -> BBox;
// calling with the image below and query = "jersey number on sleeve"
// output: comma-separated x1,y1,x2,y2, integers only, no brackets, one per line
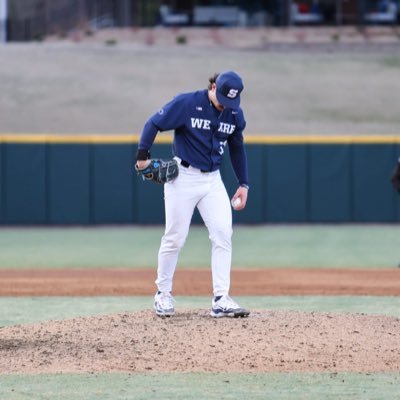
218,140,227,155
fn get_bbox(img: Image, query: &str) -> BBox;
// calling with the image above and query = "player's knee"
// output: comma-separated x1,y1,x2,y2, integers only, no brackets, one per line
162,234,187,250
209,228,232,249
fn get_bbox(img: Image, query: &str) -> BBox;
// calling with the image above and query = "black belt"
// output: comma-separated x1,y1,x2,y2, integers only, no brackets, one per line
180,159,208,173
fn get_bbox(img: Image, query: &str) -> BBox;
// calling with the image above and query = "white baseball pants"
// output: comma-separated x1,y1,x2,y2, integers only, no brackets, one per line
156,163,232,297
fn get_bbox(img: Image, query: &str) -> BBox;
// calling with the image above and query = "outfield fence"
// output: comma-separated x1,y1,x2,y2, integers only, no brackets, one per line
0,134,399,224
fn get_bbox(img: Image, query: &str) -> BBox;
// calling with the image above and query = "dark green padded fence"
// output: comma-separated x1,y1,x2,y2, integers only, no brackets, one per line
0,135,399,224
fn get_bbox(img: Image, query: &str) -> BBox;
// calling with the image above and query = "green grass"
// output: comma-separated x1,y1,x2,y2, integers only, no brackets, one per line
1,295,400,327
0,372,399,400
0,225,399,269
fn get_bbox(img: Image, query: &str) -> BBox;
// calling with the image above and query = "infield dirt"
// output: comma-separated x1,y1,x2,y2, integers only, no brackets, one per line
0,268,399,296
0,268,399,374
1,309,399,374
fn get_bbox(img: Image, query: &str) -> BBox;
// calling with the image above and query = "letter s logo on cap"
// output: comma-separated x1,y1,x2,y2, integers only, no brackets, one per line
227,89,239,99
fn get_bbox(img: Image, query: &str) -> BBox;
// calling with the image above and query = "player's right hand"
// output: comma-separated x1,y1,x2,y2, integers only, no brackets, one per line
232,186,248,211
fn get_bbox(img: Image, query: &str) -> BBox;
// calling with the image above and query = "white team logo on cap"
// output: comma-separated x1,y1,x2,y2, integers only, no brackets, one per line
227,89,239,99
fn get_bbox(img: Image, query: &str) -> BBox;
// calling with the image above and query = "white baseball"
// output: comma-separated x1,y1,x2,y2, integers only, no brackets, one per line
231,197,241,208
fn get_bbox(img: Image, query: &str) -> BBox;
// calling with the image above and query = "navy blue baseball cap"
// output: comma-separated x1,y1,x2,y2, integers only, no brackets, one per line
215,71,244,109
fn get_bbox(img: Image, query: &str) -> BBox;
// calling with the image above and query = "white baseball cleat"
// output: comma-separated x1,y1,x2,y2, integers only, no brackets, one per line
154,291,175,317
210,295,250,318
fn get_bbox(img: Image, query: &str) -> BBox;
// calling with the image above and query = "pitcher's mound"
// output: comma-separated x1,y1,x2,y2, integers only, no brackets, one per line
1,309,399,374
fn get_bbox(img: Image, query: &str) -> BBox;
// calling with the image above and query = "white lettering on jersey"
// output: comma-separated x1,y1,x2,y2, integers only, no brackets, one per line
191,118,211,130
218,122,235,135
227,89,239,99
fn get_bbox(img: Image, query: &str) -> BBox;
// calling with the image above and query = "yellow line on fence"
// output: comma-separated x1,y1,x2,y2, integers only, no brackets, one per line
0,134,140,144
244,135,400,144
0,134,400,144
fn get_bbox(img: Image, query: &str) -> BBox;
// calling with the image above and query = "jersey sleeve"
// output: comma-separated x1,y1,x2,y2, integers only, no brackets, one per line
137,94,187,152
228,110,249,186
137,119,159,151
150,94,187,132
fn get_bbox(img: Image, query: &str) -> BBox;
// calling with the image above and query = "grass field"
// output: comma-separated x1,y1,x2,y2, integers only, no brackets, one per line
0,225,399,269
1,372,399,400
2,295,400,327
0,225,399,398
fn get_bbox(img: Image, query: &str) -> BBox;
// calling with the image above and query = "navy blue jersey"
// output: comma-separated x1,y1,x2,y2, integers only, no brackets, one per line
138,89,248,186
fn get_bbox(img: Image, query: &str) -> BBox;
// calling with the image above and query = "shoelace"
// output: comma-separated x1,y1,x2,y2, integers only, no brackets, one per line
158,293,175,309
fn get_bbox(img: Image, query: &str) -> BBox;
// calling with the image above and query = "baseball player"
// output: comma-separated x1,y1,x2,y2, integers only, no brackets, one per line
136,71,250,318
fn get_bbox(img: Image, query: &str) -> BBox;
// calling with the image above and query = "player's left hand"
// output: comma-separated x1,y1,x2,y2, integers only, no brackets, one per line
136,160,151,170
135,158,179,184
231,186,248,211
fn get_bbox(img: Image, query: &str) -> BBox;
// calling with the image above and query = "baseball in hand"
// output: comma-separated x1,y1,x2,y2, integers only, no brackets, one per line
231,197,241,209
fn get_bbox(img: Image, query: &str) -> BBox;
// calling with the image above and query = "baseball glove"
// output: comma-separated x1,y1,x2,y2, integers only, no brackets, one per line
135,158,179,184
391,160,400,193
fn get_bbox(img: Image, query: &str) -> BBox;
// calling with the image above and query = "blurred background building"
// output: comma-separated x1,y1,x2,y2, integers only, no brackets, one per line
1,0,399,42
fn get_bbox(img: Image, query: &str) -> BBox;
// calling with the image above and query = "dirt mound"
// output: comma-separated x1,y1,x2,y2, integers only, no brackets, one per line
1,309,399,374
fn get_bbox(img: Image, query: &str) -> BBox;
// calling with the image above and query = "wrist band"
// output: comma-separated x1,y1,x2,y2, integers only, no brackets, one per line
136,149,150,161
